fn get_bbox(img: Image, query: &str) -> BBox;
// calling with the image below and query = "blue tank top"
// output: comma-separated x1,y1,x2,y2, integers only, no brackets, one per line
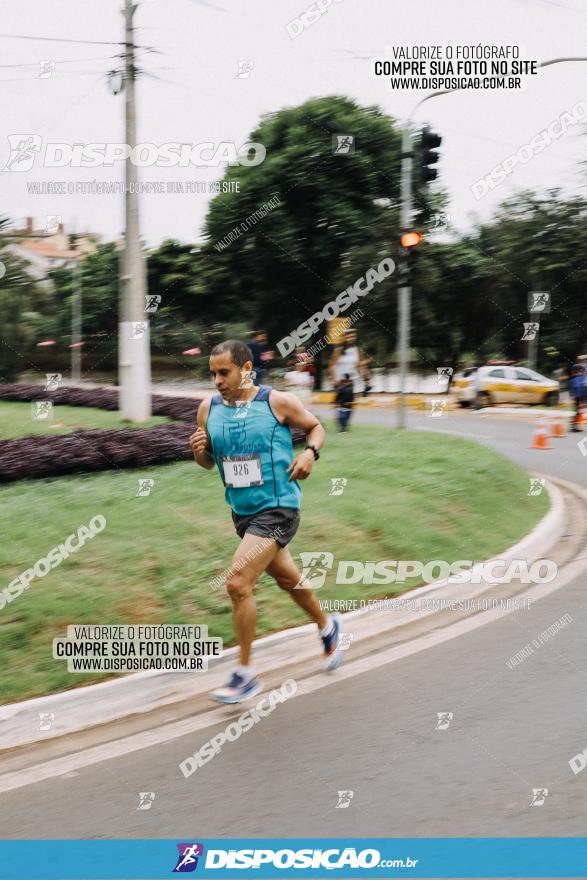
206,385,302,515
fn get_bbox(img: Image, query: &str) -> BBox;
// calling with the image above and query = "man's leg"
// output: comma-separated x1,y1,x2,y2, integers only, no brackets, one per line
226,533,280,666
265,546,328,629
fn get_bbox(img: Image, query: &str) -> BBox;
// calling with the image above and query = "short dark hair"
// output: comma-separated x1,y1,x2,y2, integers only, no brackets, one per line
210,339,253,367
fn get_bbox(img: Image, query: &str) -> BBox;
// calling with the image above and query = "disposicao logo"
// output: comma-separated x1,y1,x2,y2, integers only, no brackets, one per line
173,842,205,872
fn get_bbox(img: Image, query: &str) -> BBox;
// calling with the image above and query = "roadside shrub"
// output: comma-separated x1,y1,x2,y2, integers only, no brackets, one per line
0,384,305,481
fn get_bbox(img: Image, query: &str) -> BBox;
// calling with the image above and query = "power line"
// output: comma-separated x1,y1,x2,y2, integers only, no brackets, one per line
0,55,121,69
0,33,154,50
0,72,116,84
0,33,125,46
0,62,176,84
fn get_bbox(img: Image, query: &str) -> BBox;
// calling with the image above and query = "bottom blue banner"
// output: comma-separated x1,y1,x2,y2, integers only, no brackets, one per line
1,838,586,879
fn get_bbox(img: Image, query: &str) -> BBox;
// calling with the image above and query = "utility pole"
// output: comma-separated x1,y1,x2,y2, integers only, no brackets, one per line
527,319,539,371
118,0,151,421
527,288,549,371
71,244,82,382
397,122,413,430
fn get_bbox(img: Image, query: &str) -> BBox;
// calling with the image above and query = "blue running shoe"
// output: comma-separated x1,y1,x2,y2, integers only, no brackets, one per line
321,613,343,671
209,671,263,704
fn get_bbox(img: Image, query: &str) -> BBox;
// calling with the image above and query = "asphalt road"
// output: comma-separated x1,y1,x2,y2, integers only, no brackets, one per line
1,408,586,842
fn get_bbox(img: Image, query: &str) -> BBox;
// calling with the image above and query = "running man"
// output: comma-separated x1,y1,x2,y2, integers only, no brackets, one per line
190,339,343,703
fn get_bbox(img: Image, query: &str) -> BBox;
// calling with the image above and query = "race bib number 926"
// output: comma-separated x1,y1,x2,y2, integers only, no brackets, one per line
221,454,263,488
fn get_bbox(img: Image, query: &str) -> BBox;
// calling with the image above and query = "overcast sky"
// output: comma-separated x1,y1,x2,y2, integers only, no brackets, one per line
1,0,586,246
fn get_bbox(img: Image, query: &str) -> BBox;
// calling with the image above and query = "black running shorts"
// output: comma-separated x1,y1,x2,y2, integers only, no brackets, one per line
231,507,301,547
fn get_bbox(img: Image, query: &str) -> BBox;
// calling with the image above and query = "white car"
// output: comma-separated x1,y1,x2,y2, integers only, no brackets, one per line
452,365,560,408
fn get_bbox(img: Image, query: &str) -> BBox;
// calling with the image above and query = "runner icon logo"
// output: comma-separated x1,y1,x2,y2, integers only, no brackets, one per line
3,134,42,171
239,369,255,389
336,790,354,808
436,366,453,385
137,792,155,811
130,321,148,339
234,400,252,419
173,843,204,873
39,712,54,731
530,788,548,806
44,373,62,391
298,552,334,588
528,478,545,496
428,399,448,418
332,134,355,155
39,60,56,79
436,712,453,730
529,291,551,314
339,632,354,651
32,401,52,420
236,60,254,79
45,214,62,233
145,294,161,313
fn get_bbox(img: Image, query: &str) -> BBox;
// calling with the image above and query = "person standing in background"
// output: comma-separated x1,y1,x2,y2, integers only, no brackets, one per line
248,330,268,386
334,373,355,431
328,329,368,393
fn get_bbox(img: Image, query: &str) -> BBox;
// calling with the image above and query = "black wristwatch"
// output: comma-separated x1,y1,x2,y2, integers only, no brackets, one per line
305,444,320,461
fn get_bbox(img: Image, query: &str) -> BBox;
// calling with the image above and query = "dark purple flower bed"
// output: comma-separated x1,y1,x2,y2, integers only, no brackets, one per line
0,383,198,424
0,384,306,482
0,424,193,481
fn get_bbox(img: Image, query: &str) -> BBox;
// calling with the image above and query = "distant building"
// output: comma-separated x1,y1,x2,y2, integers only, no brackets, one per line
0,216,100,282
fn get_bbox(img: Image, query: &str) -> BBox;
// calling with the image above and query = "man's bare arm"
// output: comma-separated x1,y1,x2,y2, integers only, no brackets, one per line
189,398,215,470
270,390,325,482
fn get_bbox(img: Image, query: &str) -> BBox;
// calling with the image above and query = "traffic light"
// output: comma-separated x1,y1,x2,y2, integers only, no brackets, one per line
400,231,423,249
398,231,422,283
420,126,441,183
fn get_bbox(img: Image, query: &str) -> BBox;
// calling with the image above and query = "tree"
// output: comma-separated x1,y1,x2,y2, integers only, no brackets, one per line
202,96,410,348
49,242,120,370
145,240,209,359
0,217,44,382
475,190,587,371
410,238,496,371
146,239,204,323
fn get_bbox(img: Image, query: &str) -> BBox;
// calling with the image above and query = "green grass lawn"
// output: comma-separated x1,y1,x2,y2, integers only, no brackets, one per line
0,421,549,702
0,401,170,439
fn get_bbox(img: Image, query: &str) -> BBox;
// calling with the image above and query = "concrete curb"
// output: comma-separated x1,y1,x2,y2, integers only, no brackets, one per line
0,474,565,752
311,392,452,409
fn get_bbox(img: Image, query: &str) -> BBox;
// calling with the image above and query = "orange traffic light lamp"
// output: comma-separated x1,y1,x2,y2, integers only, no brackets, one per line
400,231,423,248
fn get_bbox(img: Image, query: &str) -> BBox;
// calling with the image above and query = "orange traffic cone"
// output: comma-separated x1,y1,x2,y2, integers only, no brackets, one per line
550,415,566,438
577,404,586,426
530,419,552,450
